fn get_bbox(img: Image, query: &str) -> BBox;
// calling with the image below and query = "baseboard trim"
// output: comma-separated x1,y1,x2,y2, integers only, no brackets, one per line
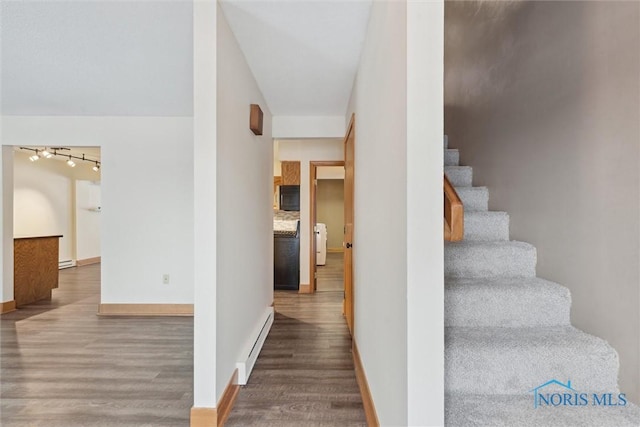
327,247,344,253
189,369,240,427
353,342,380,427
77,256,101,266
298,283,312,294
190,407,217,427
98,303,194,316
217,369,240,427
1,300,16,314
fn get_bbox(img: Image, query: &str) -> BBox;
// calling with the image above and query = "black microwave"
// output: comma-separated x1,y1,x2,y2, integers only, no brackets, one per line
279,185,300,211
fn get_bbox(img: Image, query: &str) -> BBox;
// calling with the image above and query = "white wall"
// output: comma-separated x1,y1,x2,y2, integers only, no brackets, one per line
317,166,344,180
445,1,640,403
349,3,408,423
75,180,101,261
2,116,195,306
346,1,444,424
406,2,444,424
216,3,273,401
273,140,281,176
272,116,345,139
278,139,343,286
316,179,344,250
1,146,14,303
193,0,217,410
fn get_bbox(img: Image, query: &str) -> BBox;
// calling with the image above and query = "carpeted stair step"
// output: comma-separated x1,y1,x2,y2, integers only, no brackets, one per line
464,211,509,241
445,241,536,278
445,277,570,327
455,186,488,212
445,166,473,187
445,326,620,395
446,393,640,427
445,149,459,166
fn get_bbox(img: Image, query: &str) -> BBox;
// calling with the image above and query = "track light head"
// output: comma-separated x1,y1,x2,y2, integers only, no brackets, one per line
92,163,100,172
41,149,53,159
67,157,76,168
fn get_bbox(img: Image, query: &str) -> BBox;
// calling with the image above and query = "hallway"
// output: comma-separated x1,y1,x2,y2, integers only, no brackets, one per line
316,252,344,292
226,290,366,426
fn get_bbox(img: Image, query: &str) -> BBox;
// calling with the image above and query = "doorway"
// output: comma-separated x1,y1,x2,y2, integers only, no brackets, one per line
10,145,102,310
311,164,345,293
309,161,345,293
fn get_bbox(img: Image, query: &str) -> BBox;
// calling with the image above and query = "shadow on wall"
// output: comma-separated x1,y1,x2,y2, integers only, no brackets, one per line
445,1,588,178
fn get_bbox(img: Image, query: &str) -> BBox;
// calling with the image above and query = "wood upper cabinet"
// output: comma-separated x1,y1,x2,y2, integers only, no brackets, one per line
281,161,301,185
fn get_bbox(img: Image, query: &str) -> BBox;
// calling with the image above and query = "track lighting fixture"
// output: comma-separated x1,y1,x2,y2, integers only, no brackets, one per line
19,147,99,171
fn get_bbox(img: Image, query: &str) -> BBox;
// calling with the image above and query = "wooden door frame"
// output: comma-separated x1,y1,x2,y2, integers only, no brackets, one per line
309,160,345,293
343,114,355,335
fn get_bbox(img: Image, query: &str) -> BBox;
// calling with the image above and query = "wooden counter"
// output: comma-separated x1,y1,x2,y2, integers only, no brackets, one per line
14,235,62,307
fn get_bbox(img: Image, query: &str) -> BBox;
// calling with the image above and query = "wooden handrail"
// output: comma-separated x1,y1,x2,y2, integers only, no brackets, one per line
444,174,464,241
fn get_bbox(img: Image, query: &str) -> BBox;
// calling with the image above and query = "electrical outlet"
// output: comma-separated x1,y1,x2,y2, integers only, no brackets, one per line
162,274,170,285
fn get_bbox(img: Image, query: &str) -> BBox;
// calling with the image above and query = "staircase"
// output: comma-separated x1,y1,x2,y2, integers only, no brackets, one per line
443,137,640,426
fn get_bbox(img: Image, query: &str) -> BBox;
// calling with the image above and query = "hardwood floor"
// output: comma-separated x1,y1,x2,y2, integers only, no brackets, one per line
226,290,366,427
1,263,364,427
316,252,344,292
0,264,193,427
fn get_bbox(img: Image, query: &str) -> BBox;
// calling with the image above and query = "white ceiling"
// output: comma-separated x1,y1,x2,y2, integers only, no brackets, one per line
1,1,371,119
1,1,193,116
219,0,372,116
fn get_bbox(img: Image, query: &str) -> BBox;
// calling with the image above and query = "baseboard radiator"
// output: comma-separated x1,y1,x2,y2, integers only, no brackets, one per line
58,260,75,269
236,307,274,385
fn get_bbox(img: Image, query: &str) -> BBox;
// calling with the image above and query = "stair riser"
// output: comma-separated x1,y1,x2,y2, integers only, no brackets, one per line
445,150,459,166
445,286,570,327
445,243,536,278
464,213,509,241
445,167,473,187
456,187,488,212
445,340,619,395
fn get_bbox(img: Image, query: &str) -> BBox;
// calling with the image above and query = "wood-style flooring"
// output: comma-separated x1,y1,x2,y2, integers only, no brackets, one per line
0,264,193,427
316,252,344,292
226,289,366,427
1,263,364,427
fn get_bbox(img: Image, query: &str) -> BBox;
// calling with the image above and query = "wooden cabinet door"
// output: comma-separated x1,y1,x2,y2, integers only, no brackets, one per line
281,161,300,185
